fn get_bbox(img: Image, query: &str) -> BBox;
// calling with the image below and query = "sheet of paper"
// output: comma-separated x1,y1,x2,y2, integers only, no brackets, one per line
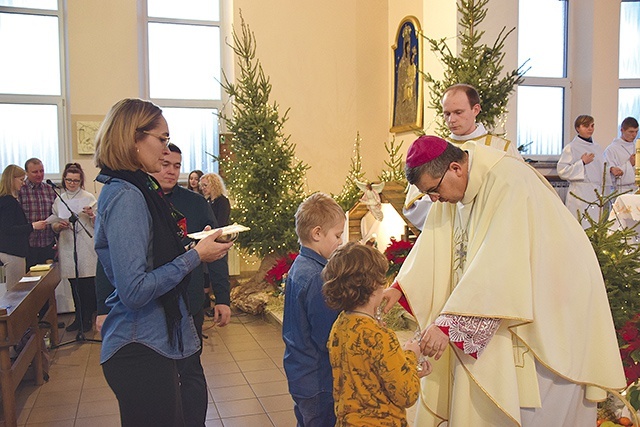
19,276,40,283
187,224,250,240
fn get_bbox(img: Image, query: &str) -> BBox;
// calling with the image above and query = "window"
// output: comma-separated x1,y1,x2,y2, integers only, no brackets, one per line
0,0,66,173
618,1,640,125
144,0,223,175
516,0,568,157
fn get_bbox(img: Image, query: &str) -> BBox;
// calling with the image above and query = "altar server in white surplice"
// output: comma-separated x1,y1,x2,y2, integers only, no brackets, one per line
558,115,611,228
604,116,639,193
403,84,522,230
384,135,625,427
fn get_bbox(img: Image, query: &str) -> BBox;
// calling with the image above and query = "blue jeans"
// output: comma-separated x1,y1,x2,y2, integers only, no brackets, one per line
292,392,335,427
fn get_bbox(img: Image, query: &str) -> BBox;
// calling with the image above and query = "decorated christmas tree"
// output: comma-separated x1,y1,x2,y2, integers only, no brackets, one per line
220,14,308,259
577,189,640,332
219,14,309,313
423,0,527,136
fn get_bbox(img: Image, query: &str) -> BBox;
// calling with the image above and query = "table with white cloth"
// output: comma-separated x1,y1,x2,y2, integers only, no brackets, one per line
609,194,640,237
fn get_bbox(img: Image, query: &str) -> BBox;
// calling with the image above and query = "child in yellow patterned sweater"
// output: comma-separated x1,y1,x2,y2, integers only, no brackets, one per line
322,242,432,427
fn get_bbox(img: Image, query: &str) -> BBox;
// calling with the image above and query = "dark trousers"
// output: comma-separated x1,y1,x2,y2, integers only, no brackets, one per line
293,392,336,427
177,310,207,427
69,276,97,327
26,243,55,270
102,343,185,427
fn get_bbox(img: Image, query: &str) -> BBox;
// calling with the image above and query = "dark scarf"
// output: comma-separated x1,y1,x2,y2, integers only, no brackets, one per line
101,168,191,352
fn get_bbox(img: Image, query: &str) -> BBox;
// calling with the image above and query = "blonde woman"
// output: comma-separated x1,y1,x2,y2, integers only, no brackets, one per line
93,98,233,427
0,165,47,290
199,172,230,226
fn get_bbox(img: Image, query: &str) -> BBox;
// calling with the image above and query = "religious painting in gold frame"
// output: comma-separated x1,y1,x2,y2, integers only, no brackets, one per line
390,16,423,133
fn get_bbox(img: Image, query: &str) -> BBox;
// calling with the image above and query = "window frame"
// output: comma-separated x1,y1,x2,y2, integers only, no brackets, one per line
140,0,228,177
515,0,570,161
0,1,69,175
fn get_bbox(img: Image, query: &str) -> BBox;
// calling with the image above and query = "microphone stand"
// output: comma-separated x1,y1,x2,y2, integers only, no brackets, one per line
47,182,101,348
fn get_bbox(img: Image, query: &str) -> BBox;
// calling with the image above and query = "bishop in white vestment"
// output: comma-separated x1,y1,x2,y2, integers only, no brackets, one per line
385,135,625,427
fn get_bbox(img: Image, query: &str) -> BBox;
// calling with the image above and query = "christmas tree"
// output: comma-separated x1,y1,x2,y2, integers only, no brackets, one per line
423,0,528,136
334,132,366,211
378,136,406,183
577,189,640,331
220,14,309,259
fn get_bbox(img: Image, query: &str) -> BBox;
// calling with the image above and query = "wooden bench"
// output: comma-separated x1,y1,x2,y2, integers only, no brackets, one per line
0,265,60,427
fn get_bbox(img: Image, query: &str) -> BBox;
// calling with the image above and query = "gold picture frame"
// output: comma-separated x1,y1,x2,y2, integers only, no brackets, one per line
390,16,424,133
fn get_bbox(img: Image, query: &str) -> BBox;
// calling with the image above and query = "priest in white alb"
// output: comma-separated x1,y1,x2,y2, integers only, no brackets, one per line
384,135,625,426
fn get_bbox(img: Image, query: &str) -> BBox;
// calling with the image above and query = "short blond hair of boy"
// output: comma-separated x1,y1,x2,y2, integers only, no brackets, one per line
322,242,388,312
295,192,345,245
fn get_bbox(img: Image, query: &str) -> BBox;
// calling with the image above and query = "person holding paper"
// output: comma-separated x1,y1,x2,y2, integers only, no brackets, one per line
93,98,232,427
18,158,57,268
0,164,47,290
51,163,97,332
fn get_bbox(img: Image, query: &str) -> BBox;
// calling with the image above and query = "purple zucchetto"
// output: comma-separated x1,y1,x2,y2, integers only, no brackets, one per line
406,135,449,168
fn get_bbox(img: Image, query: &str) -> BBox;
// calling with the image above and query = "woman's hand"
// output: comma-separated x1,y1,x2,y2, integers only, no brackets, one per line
52,220,70,232
194,229,233,262
82,206,96,219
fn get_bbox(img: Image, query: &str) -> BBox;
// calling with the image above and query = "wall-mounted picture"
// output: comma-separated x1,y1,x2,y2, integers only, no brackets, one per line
76,121,101,154
72,115,103,155
390,16,423,133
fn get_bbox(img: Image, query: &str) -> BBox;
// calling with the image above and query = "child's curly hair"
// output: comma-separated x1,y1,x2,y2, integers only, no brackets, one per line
322,242,389,312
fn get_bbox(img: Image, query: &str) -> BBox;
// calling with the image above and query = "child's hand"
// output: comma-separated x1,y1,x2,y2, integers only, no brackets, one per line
403,337,421,358
417,359,433,377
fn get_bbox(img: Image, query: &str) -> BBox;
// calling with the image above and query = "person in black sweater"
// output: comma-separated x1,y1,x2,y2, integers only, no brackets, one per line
0,165,47,290
200,172,230,227
199,172,231,317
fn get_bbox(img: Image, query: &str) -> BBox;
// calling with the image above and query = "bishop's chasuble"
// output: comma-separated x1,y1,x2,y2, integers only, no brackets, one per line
395,142,625,426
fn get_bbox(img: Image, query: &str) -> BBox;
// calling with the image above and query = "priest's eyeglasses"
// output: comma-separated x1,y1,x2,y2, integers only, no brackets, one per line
425,163,452,196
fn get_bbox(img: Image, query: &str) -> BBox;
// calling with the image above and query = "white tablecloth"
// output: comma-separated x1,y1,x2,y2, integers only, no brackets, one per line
609,194,640,231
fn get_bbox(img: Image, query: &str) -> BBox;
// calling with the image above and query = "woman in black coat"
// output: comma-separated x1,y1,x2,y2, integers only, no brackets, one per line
0,165,47,290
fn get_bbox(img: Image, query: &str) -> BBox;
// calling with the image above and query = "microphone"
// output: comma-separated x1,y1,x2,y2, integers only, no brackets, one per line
45,179,59,189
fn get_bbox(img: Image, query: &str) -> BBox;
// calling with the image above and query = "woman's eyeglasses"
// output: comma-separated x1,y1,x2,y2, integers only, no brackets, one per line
64,178,81,184
141,130,171,147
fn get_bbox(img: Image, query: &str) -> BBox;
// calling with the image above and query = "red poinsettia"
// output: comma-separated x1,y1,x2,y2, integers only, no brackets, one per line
264,252,298,286
619,313,640,386
383,237,414,278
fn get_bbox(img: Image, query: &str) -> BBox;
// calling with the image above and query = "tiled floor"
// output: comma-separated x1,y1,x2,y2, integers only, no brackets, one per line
4,310,297,427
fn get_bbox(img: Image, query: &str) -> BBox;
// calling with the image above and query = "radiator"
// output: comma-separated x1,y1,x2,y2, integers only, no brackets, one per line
550,180,569,203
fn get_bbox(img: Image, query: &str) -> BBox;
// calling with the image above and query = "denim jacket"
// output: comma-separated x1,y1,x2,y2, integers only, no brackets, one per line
282,246,339,398
95,174,201,363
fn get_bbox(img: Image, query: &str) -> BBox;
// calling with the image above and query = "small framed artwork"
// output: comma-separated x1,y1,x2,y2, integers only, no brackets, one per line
390,16,423,133
72,115,104,155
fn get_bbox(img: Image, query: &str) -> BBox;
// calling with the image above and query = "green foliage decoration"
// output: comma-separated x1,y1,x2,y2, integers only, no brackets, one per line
219,14,309,258
378,136,406,184
576,188,640,332
334,132,366,212
422,0,528,137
